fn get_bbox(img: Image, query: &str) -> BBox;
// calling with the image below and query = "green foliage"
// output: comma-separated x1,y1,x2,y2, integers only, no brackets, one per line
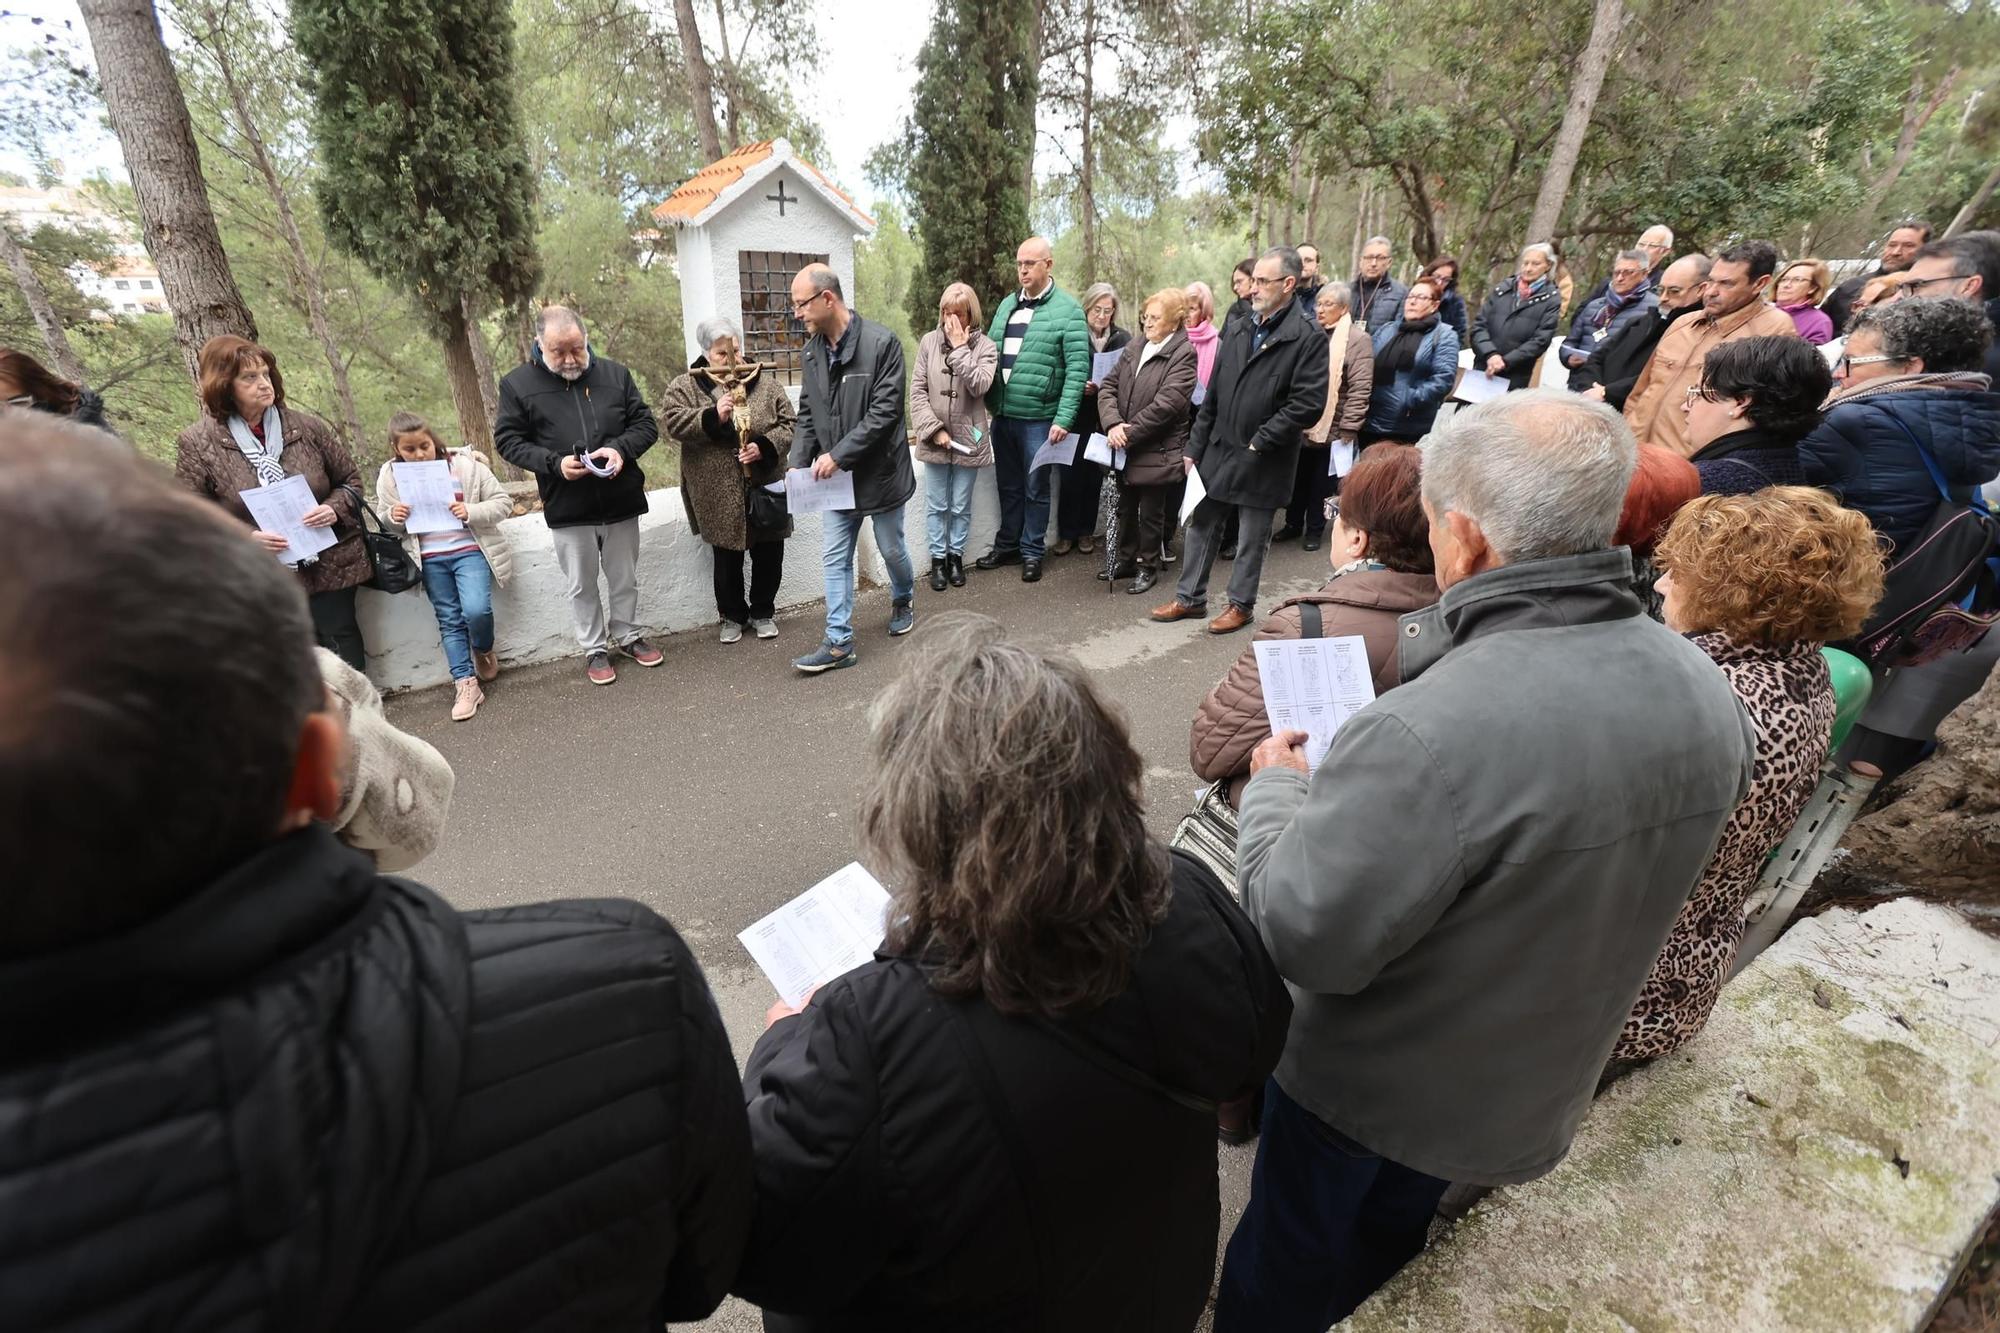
854,196,921,388
291,0,540,327
895,0,1038,327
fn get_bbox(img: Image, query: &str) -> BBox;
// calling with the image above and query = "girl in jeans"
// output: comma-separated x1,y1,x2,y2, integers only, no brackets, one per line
377,413,516,720
909,282,999,591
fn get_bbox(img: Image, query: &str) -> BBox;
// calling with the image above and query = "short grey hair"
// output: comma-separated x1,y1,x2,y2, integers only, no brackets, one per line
1320,281,1353,309
1421,389,1638,565
1848,297,1994,373
1363,235,1393,253
1261,245,1303,282
1521,242,1558,269
695,315,744,350
536,304,585,341
1082,282,1119,318
1614,249,1651,269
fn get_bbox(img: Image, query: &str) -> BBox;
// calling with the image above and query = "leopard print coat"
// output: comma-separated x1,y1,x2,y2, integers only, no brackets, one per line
1612,632,1835,1061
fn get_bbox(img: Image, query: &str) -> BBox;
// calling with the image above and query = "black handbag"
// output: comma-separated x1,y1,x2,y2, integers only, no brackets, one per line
343,484,422,594
747,477,790,534
1846,418,1999,669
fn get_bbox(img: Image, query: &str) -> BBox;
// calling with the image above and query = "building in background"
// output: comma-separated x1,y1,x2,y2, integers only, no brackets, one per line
0,183,172,320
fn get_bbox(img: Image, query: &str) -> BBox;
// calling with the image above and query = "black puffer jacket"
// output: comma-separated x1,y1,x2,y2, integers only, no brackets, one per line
495,346,659,529
1471,281,1563,388
1187,303,1329,509
734,853,1291,1333
0,826,750,1332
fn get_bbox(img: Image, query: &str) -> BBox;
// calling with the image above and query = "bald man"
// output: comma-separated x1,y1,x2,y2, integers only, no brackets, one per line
975,235,1092,582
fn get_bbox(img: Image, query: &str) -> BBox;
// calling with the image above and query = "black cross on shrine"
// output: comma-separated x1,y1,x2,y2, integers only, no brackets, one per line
767,178,797,216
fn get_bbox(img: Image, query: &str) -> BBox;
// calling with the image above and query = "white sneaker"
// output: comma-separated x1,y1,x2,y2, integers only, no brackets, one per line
751,618,778,640
720,621,744,644
450,678,484,721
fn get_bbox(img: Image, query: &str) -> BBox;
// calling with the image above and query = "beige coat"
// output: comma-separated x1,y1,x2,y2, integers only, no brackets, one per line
375,449,517,586
1624,301,1802,455
910,327,999,467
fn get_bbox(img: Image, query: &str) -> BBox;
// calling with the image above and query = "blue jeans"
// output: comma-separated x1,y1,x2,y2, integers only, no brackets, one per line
989,416,1053,560
1214,1079,1451,1332
420,548,495,681
820,507,914,648
924,462,977,557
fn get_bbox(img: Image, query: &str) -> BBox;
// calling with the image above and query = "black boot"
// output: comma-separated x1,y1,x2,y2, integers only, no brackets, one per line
929,559,948,593
946,553,966,587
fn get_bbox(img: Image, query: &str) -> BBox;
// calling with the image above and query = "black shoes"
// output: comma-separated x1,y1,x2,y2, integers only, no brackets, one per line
1302,531,1323,552
1097,561,1139,582
1272,525,1304,543
1022,559,1043,583
1219,543,1238,560
929,559,948,592
946,553,966,587
1127,570,1159,595
975,547,1022,570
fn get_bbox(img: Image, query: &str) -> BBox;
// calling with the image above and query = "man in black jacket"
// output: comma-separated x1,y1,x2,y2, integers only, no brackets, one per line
788,263,918,674
496,304,663,685
1576,253,1711,410
0,418,753,1333
1822,219,1931,335
1151,245,1328,635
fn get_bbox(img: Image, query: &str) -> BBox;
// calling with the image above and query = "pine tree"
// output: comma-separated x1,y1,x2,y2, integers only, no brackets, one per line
897,0,1037,329
291,0,539,449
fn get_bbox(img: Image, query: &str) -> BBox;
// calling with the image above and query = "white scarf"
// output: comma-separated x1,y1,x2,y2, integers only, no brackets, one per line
228,406,287,487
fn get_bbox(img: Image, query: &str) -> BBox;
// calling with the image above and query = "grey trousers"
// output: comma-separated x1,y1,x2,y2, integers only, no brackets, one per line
1176,497,1275,614
549,517,642,654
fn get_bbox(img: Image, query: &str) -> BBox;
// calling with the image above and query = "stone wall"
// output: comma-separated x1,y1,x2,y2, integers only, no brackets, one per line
358,453,1072,692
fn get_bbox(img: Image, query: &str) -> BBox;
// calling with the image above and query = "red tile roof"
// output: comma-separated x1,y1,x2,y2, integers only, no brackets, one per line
652,140,874,230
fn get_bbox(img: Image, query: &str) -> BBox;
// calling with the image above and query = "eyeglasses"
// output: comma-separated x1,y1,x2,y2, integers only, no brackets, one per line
790,291,829,316
1835,353,1902,373
5,393,33,408
1658,282,1705,298
1322,496,1341,522
1249,275,1289,287
1899,273,1971,295
1684,384,1726,405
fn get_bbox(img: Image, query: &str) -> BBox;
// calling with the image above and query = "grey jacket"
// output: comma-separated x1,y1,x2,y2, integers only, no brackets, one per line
1236,548,1754,1186
791,312,916,517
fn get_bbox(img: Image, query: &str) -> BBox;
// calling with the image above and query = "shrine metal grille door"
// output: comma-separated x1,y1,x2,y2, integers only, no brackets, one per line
739,250,828,388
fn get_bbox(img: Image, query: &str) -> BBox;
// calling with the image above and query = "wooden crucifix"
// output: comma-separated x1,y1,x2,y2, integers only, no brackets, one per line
702,344,778,478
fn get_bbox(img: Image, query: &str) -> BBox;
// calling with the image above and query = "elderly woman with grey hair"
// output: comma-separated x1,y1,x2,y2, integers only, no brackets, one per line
733,613,1290,1332
1471,243,1564,389
658,314,796,642
1054,281,1131,555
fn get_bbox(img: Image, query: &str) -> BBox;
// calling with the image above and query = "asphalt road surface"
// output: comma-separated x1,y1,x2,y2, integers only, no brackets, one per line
384,534,1338,1331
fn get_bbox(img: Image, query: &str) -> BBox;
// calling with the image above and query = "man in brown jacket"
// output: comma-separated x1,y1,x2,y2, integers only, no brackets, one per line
1623,240,1801,455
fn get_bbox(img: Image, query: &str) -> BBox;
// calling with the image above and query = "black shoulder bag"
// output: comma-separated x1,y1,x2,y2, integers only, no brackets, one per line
341,483,422,594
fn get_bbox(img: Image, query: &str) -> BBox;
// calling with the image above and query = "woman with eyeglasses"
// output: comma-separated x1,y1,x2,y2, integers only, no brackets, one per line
0,347,108,431
1418,256,1468,345
1801,297,2000,556
1361,278,1460,444
1098,288,1198,596
1772,259,1836,344
1680,335,1830,495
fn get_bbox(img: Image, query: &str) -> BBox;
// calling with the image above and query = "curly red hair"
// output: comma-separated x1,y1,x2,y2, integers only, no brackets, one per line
1615,445,1699,559
1656,487,1886,644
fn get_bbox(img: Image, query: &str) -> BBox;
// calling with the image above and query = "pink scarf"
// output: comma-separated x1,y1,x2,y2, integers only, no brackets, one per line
1185,320,1220,388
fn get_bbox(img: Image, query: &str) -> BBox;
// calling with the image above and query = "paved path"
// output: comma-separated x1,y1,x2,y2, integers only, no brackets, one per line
384,537,1337,1329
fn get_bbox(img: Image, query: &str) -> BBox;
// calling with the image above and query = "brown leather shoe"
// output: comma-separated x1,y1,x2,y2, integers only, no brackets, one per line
1150,600,1207,623
1208,605,1252,634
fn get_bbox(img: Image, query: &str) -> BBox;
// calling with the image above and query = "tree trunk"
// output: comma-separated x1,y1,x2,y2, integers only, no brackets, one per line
439,299,494,452
461,291,521,476
200,12,363,448
1945,158,2000,238
1305,170,1324,251
1860,68,1963,228
1078,0,1097,277
77,0,257,381
672,0,723,162
1525,0,1625,245
0,223,88,383
711,0,741,149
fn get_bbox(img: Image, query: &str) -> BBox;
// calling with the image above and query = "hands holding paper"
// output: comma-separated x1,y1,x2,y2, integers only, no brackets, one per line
813,453,840,480
1485,354,1507,376
1250,728,1311,775
1107,423,1129,449
1047,425,1070,445
765,985,822,1029
252,530,292,554
300,504,338,528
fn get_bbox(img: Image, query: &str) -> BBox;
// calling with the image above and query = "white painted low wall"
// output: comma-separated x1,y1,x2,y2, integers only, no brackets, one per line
359,452,1074,692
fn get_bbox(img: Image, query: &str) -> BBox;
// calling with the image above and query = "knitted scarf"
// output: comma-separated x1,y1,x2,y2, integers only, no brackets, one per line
1595,280,1654,329
1185,319,1220,388
1378,313,1439,377
1515,273,1552,303
1823,370,1993,410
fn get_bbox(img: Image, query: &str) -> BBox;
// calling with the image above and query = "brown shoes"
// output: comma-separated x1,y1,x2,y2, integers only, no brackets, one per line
1208,606,1252,634
473,648,499,681
1150,601,1207,623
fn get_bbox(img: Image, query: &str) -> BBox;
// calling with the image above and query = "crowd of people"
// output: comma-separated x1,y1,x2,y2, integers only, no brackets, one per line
3,215,1998,1331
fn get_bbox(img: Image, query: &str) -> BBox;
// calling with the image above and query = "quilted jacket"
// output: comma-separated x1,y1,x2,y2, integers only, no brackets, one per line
1797,375,2000,555
985,286,1092,429
0,826,751,1333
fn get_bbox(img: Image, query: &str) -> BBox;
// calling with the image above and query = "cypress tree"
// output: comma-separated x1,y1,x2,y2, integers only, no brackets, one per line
898,0,1037,330
291,0,538,448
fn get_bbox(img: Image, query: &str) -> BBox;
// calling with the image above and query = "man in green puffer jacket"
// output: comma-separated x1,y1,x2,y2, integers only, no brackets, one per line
975,236,1092,582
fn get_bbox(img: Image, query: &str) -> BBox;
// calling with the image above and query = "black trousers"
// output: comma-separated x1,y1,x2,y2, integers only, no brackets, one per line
1285,446,1336,535
1116,483,1173,573
713,540,784,625
308,585,365,671
1055,458,1105,541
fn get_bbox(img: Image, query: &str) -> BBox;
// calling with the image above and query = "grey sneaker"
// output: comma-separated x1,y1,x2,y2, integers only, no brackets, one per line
794,640,857,674
719,620,744,644
888,600,915,637
751,618,779,640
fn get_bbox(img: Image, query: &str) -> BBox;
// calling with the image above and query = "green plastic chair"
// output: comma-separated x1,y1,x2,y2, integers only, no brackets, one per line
1820,647,1873,752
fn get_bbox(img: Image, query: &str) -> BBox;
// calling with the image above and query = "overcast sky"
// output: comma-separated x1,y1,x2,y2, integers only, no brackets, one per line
4,0,937,203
